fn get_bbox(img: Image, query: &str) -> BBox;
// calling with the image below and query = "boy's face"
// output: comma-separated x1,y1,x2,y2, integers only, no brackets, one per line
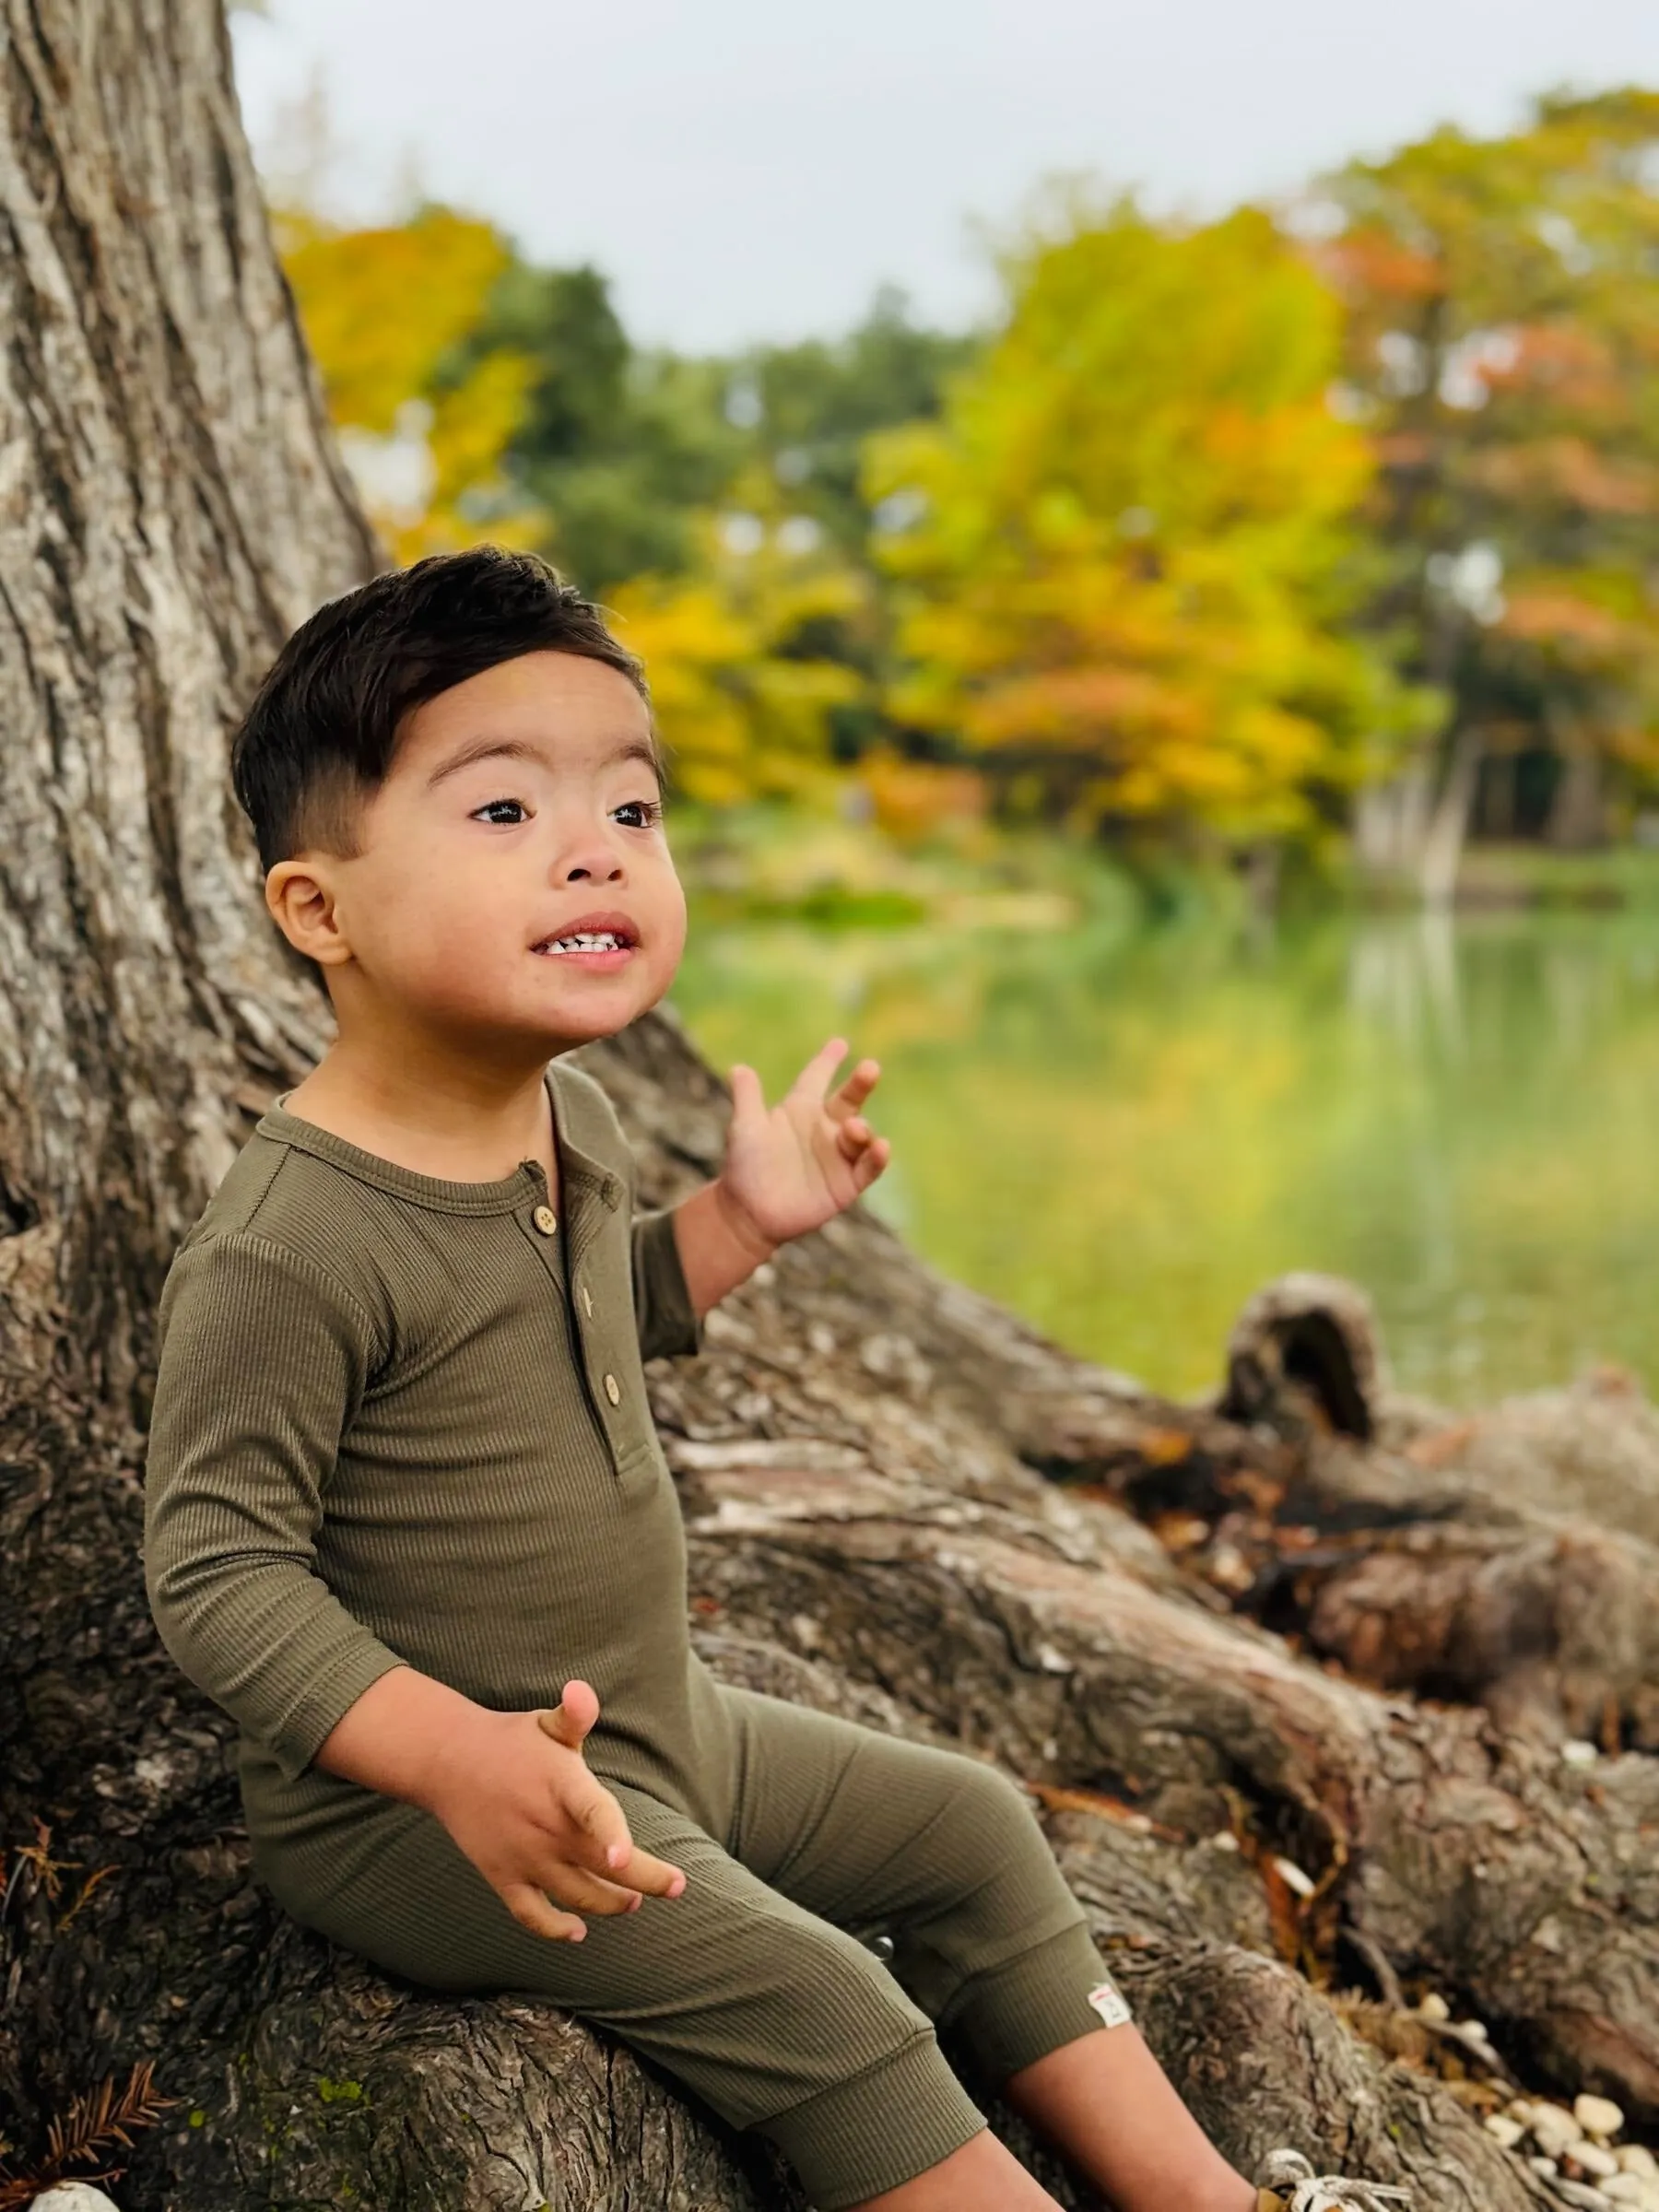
294,651,686,1056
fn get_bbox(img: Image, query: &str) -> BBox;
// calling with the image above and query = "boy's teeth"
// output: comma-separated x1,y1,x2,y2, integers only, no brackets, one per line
541,932,625,953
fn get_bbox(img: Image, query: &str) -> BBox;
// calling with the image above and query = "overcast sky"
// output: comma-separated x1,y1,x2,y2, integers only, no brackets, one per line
232,0,1659,354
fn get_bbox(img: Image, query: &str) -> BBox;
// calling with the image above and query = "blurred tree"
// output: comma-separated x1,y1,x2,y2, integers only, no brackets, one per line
734,287,975,559
607,471,873,807
282,206,538,562
1313,89,1659,892
865,201,1434,858
468,260,742,593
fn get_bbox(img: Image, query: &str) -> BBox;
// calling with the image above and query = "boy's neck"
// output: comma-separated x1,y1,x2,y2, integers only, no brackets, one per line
281,1031,560,1190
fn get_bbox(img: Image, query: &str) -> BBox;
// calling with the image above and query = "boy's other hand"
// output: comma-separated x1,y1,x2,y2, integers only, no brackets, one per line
423,1677,688,1943
717,1037,890,1251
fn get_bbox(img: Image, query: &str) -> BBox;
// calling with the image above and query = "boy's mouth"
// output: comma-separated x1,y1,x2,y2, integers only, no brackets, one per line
531,912,639,965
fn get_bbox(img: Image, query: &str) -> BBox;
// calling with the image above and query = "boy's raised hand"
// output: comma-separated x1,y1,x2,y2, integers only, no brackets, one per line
718,1036,891,1250
424,1677,687,1944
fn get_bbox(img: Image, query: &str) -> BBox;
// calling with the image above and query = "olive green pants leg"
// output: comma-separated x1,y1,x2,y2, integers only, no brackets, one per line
261,1691,1119,2209
265,1777,987,2210
720,1686,1119,2083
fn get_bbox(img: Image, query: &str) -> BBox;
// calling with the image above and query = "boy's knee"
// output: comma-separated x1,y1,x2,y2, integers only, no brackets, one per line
783,1912,927,2030
947,1757,1049,1862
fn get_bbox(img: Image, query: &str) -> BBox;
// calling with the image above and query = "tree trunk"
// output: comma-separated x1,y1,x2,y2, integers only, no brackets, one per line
6,13,1659,2212
1546,744,1606,852
1418,728,1483,908
0,0,374,1406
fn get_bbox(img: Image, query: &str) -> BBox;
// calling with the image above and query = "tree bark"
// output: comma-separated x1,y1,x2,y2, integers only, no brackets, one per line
5,12,1659,2212
0,0,373,1405
1418,728,1483,908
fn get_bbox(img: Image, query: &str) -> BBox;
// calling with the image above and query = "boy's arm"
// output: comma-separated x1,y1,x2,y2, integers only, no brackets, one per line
641,1040,889,1333
664,1181,776,1322
629,1200,723,1358
144,1234,406,1783
147,1232,685,1940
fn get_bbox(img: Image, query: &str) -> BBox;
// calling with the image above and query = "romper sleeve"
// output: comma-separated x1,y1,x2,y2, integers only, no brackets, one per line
629,1203,704,1363
143,1233,407,1783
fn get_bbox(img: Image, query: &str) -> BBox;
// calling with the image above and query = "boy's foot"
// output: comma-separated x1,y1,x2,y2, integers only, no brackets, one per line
1254,2147,1411,2211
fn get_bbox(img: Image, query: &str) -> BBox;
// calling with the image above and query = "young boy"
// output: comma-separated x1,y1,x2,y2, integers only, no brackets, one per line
144,548,1403,2212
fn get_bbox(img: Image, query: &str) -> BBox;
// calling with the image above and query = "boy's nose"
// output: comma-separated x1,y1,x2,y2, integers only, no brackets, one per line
559,847,626,884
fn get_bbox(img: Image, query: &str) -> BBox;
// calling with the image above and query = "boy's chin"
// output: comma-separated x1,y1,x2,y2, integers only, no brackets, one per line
527,981,672,1049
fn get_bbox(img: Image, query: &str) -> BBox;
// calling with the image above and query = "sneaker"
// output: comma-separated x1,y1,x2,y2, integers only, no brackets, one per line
1255,2148,1411,2211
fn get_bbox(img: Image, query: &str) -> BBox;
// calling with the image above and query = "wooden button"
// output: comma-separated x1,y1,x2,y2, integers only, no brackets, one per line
533,1206,558,1236
603,1372,621,1405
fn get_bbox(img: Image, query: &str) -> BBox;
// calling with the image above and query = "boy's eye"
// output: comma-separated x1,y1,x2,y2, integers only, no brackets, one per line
472,798,528,826
613,796,665,830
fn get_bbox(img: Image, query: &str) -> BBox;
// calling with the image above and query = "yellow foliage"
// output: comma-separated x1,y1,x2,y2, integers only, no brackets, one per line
282,207,539,563
856,750,988,844
608,490,868,807
867,203,1426,843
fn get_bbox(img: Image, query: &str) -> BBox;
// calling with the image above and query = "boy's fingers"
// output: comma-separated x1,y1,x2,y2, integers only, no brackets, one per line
786,1036,848,1104
567,1773,639,1873
537,1678,599,1752
608,1843,689,1899
852,1137,890,1189
835,1116,872,1159
566,1780,687,1898
502,1882,587,1944
830,1059,881,1117
729,1062,767,1129
540,1861,649,1915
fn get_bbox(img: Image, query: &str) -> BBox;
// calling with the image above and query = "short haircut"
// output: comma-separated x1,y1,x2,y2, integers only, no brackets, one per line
231,546,653,873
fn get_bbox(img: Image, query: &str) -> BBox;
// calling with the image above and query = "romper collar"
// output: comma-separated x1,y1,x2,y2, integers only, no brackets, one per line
256,1061,621,1218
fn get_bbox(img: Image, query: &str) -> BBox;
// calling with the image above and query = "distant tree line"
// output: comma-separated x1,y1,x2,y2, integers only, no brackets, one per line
278,88,1659,892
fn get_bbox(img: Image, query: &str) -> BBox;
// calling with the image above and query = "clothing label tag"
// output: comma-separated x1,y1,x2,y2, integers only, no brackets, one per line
1087,1979,1133,2029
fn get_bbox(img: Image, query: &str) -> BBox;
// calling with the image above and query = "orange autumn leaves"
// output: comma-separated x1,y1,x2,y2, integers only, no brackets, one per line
278,89,1659,849
867,206,1430,843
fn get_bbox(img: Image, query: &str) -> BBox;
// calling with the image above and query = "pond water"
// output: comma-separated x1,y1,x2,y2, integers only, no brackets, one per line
670,903,1659,1409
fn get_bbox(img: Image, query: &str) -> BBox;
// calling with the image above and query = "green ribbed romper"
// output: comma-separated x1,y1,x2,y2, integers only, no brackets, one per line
143,1055,1120,2208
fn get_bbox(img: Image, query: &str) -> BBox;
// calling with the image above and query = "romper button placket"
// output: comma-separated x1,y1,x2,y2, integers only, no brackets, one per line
532,1205,558,1236
603,1373,621,1405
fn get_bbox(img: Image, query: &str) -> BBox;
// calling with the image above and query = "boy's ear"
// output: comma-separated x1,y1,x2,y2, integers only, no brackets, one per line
265,855,353,969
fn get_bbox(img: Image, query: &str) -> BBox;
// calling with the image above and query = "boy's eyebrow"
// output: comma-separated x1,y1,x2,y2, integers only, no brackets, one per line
425,734,665,792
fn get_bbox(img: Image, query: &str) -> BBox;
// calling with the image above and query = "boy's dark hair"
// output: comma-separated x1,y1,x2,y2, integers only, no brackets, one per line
231,546,652,873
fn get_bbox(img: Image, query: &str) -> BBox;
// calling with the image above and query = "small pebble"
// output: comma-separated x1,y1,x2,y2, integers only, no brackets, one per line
1271,1854,1316,1900
1535,2107,1587,2158
1574,2144,1623,2181
1601,2177,1653,2206
1484,2114,1524,2148
1528,2157,1559,2179
1562,1739,1601,1767
1455,2017,1492,2045
29,2191,124,2212
1577,2096,1628,2142
1417,1992,1451,2022
1618,2148,1659,2180
1507,2098,1536,2124
1555,2182,1614,2210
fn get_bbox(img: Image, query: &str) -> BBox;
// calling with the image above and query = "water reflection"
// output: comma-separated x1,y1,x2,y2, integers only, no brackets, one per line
669,905,1659,1407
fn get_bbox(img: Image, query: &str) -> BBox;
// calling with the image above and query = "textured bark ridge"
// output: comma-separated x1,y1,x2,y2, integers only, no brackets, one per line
0,0,370,1400
5,7,1659,2210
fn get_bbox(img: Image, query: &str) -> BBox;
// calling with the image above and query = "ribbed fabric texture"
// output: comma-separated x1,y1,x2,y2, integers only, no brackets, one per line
143,1056,1129,2206
233,1681,1119,2207
144,1056,730,1865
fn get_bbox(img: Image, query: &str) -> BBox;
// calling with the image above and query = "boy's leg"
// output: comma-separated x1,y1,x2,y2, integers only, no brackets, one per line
1004,2029,1253,2211
720,1686,1119,2077
720,1687,1253,2209
262,1782,989,2212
